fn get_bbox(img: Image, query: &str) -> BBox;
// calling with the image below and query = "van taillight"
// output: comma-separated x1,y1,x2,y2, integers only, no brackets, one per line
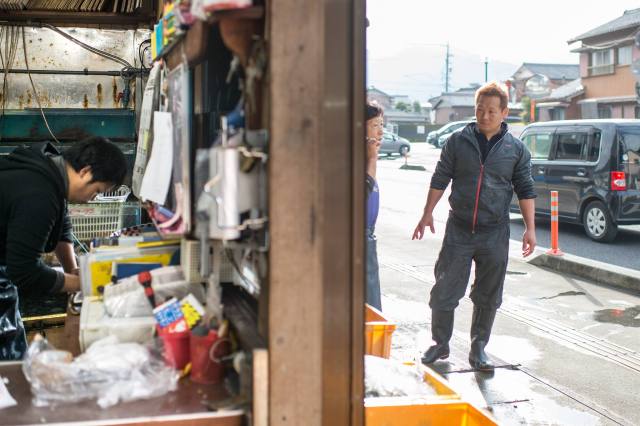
611,171,626,191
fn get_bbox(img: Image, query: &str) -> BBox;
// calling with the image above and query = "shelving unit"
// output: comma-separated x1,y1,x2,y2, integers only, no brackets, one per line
157,5,264,70
0,10,155,28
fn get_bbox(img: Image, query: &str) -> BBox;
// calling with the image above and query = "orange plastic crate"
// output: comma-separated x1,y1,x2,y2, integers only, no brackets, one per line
365,304,396,359
365,400,497,426
365,364,497,426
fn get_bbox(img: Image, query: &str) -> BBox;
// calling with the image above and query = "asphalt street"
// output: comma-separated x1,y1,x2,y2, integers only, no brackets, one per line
374,143,640,425
381,143,640,271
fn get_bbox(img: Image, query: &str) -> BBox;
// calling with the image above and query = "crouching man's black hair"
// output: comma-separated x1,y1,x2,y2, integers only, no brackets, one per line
62,136,127,186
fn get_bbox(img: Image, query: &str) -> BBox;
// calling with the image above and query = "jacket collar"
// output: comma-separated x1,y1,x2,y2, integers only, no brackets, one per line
460,122,510,152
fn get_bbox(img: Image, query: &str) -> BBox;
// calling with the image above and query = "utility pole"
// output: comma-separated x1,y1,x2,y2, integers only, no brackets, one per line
484,57,488,82
444,42,451,93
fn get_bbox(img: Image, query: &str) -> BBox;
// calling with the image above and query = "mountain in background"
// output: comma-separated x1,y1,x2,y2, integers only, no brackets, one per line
367,44,520,102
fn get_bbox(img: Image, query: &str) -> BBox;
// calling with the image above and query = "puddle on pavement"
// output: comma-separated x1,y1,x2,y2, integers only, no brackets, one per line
539,291,586,300
445,368,602,425
489,335,541,364
593,306,640,327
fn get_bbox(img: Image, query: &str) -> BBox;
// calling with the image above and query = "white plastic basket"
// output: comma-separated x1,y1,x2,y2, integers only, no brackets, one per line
68,186,131,243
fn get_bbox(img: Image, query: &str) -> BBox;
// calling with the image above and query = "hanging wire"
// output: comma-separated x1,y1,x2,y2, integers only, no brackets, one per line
42,23,132,69
21,26,60,143
0,26,20,128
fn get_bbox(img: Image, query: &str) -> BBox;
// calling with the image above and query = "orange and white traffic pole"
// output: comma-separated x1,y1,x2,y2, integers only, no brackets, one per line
547,191,564,256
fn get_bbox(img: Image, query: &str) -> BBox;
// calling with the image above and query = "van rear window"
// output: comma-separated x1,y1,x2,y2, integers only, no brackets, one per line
619,128,640,189
619,129,640,161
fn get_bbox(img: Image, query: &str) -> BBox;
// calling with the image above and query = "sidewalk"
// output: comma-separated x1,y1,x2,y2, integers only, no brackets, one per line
375,219,638,425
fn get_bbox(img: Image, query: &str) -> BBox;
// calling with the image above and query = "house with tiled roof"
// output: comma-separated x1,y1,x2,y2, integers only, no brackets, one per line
429,85,478,124
510,63,580,102
366,86,393,110
568,8,640,118
536,79,585,121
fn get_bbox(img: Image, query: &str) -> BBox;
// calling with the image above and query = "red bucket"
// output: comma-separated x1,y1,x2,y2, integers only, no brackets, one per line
158,327,191,370
190,329,230,384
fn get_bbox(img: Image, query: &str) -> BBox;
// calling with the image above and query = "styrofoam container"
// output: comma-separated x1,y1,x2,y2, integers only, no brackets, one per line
79,296,156,352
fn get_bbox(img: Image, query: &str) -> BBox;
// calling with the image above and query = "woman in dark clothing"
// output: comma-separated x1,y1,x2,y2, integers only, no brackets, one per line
366,102,383,310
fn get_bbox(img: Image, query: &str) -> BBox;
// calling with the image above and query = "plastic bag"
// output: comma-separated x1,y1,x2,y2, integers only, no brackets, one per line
103,266,205,318
22,335,178,408
0,268,27,360
364,355,438,398
190,0,208,21
0,376,17,409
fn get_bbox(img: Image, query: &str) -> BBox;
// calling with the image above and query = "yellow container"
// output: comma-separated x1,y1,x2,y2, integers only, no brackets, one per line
365,304,397,358
365,400,498,426
365,364,497,426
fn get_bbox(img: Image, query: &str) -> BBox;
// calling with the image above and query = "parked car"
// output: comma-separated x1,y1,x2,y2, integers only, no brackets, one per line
427,120,474,146
510,119,640,242
380,131,411,156
437,122,526,149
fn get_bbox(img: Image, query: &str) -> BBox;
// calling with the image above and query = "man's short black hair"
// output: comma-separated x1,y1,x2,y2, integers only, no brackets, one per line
62,136,127,186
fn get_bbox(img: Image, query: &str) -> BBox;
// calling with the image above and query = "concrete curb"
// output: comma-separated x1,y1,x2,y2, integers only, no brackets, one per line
524,250,640,293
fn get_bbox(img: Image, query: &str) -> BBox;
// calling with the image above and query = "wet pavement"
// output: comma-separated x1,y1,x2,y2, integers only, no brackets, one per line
373,145,640,425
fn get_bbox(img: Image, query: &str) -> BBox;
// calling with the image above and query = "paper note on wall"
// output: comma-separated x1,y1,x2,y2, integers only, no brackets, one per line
132,62,161,197
140,111,174,205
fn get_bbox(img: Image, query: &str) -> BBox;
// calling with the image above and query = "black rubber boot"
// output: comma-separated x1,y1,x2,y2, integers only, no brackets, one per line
421,310,454,364
468,307,497,371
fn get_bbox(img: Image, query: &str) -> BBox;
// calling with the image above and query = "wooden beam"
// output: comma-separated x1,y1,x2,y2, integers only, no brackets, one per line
350,0,366,424
269,0,364,425
269,0,323,422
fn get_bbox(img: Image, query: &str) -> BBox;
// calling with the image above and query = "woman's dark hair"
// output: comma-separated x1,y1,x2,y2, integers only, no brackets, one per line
366,102,383,121
62,136,127,186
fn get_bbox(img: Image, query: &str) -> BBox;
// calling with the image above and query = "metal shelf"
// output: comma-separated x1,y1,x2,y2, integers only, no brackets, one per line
0,10,155,29
159,6,264,70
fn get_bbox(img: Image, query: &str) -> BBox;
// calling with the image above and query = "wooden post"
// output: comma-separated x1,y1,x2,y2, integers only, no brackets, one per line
269,0,365,425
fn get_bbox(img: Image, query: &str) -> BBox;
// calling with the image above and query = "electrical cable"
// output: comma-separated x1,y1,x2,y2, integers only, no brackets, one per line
0,26,19,126
138,39,151,71
21,26,59,143
42,23,132,69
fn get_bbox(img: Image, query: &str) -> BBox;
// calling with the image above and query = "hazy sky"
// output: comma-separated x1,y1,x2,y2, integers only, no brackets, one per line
367,1,640,64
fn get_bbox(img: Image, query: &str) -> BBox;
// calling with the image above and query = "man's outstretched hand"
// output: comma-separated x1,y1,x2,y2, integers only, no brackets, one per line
412,213,435,240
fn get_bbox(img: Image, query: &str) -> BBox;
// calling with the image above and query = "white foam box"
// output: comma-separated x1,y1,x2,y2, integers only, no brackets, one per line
79,296,156,352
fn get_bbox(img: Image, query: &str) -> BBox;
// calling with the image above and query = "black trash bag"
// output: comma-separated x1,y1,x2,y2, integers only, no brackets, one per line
0,267,27,361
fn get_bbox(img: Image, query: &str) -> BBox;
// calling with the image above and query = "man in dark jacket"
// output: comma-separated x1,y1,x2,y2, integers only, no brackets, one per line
0,137,127,360
412,82,536,371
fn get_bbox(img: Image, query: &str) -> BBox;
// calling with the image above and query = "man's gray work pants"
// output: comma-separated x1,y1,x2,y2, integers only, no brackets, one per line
429,217,510,311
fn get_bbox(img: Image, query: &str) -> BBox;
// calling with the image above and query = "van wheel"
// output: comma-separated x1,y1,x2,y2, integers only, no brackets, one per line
583,201,617,243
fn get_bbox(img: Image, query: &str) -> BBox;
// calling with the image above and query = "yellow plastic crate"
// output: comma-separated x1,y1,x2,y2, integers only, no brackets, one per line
366,400,497,426
365,364,497,426
365,304,396,359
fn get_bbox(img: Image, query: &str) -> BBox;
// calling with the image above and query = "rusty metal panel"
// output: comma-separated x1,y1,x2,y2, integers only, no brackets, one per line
0,26,150,109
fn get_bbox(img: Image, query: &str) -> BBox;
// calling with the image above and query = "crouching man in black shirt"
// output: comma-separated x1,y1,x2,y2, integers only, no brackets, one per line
0,137,127,360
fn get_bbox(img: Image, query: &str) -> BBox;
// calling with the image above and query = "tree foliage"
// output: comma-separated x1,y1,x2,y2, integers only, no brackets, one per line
395,101,410,112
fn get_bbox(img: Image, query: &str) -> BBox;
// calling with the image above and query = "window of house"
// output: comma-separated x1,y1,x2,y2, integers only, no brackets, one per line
522,131,553,160
590,49,614,75
618,45,632,66
554,132,588,161
598,105,612,119
550,108,565,121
